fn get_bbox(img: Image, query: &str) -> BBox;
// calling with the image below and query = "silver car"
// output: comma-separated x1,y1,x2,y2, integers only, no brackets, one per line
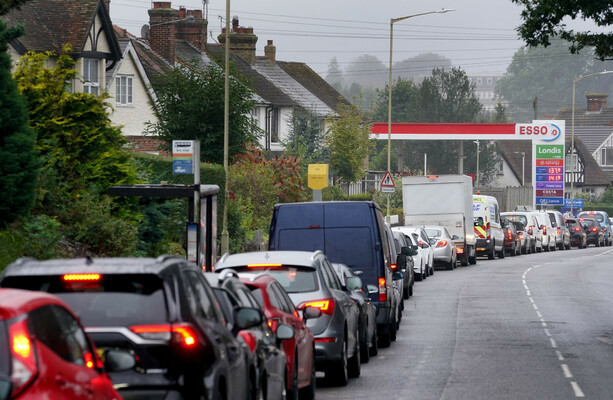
423,226,457,270
214,250,362,386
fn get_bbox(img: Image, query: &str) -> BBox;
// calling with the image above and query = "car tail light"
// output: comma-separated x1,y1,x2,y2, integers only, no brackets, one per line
390,263,397,271
130,324,198,347
436,240,447,248
456,247,464,254
378,277,387,302
297,299,334,316
238,331,257,353
247,264,282,268
314,337,337,343
557,227,561,234
528,225,533,235
542,226,547,235
574,227,581,232
63,273,100,281
604,227,608,233
9,317,38,397
592,227,598,232
519,233,525,239
507,228,513,240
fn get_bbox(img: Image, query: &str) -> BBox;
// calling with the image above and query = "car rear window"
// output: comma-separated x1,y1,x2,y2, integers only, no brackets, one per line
502,214,528,227
425,228,442,237
225,266,317,293
580,219,596,228
579,212,604,223
1,274,167,327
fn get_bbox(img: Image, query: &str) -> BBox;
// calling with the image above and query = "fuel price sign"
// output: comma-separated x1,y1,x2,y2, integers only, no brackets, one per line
534,144,564,206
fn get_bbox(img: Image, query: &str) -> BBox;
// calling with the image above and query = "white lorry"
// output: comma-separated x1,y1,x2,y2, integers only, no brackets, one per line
401,174,477,266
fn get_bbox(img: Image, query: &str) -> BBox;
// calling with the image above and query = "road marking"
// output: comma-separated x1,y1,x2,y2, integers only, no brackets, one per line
524,284,529,290
571,382,585,397
556,350,564,361
536,311,543,318
529,297,535,303
544,328,551,337
561,364,573,378
533,303,538,310
550,338,557,348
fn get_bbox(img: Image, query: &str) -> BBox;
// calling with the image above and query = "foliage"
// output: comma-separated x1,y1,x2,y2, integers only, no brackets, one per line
0,13,39,226
491,101,510,123
146,60,260,164
326,102,374,194
135,198,186,257
495,39,613,122
322,185,345,201
392,53,452,80
283,108,327,167
512,0,613,61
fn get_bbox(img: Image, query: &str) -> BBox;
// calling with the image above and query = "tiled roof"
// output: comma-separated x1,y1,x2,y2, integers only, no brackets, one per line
4,0,119,58
568,125,613,154
207,44,296,107
253,57,333,117
276,61,351,113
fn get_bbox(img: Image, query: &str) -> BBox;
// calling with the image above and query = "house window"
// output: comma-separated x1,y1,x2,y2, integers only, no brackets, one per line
266,107,279,145
477,78,482,84
601,147,613,166
83,59,99,95
116,76,133,105
487,78,493,85
565,153,580,171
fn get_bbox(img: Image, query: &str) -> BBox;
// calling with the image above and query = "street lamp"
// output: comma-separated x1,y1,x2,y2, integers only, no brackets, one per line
387,8,454,221
473,140,479,187
221,0,230,254
514,151,525,186
570,70,613,214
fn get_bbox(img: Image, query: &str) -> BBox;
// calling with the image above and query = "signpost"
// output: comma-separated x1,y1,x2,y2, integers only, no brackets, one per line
172,140,195,174
380,171,395,193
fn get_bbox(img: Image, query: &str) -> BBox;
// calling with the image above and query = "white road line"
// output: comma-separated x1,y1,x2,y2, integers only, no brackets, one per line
524,284,529,290
527,290,531,296
529,297,535,303
550,338,558,348
536,311,543,318
533,303,538,310
556,350,564,361
571,382,585,397
544,328,551,337
561,364,573,378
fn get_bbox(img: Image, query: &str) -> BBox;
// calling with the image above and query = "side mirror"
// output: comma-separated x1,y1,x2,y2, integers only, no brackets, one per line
392,272,404,281
234,307,264,333
302,306,322,321
103,349,136,372
411,248,419,256
0,375,11,400
345,276,362,291
429,238,437,245
412,245,419,251
401,246,412,256
275,324,295,341
452,235,459,240
420,243,430,249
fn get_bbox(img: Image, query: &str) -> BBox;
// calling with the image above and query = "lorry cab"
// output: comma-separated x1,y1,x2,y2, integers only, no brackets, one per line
473,195,505,259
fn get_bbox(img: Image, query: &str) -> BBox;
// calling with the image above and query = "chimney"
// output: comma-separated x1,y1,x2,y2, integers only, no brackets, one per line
264,40,276,62
175,7,208,51
586,93,608,112
148,2,178,63
218,16,258,65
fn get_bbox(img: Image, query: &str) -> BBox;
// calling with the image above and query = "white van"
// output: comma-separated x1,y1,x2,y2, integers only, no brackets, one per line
473,195,505,259
534,210,556,252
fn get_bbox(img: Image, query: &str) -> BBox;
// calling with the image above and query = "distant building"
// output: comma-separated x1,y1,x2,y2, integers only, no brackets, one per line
467,73,505,112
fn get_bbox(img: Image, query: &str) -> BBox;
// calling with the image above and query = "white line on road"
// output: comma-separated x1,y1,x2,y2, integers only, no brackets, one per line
556,350,564,361
571,382,585,397
561,364,573,378
529,297,535,303
533,303,538,310
550,338,557,348
536,311,543,318
544,328,551,337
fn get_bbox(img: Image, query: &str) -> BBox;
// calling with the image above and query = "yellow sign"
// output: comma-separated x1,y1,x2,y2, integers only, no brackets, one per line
308,164,329,190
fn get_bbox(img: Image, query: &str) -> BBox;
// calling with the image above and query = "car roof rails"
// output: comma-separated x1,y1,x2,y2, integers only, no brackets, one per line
515,205,534,211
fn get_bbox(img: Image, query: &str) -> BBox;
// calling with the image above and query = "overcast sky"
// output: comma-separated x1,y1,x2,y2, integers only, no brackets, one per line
109,0,597,77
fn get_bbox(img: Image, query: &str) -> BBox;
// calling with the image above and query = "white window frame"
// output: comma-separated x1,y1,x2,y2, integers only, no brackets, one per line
83,58,100,95
601,147,613,166
115,75,134,105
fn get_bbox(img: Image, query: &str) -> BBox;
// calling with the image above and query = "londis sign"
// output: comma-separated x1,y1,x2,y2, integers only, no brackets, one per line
516,122,563,143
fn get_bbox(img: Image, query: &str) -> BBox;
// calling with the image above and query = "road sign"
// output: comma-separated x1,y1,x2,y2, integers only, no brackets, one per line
381,171,395,193
172,140,195,175
534,141,564,207
564,198,584,209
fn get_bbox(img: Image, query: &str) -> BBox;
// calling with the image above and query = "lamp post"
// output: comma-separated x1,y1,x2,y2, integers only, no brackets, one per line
387,8,454,221
514,151,525,186
570,70,613,214
473,140,479,187
220,0,230,254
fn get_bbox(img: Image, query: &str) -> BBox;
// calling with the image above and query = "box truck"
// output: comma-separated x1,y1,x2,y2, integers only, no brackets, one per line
401,174,477,266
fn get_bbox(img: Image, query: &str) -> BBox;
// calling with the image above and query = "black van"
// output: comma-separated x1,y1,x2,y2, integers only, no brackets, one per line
268,201,399,347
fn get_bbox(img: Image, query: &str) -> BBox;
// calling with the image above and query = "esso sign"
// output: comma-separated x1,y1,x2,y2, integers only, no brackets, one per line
515,123,562,142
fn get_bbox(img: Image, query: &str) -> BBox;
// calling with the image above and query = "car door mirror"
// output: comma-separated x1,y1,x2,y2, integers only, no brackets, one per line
302,306,322,321
401,246,412,256
103,349,137,372
429,238,437,246
420,243,430,249
452,234,459,240
411,248,419,256
234,307,264,333
345,276,362,291
275,324,295,341
392,272,404,281
0,375,11,400
412,245,419,251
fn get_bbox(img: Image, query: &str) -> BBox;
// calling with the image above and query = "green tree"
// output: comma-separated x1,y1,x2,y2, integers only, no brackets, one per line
393,53,452,80
512,0,613,60
491,101,509,123
0,2,39,226
147,61,260,164
283,107,327,167
326,102,374,195
325,57,344,92
495,40,613,121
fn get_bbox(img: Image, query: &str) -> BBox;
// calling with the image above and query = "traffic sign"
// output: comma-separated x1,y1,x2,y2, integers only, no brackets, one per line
380,171,395,193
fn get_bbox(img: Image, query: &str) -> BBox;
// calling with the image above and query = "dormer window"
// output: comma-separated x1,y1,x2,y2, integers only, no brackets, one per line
601,147,613,166
116,75,133,105
83,58,99,95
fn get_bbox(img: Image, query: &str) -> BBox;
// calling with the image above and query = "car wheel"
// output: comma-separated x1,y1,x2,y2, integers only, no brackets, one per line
403,282,410,299
288,358,299,400
348,330,361,378
325,336,348,386
389,321,397,342
369,328,379,356
497,245,505,258
408,282,413,297
460,253,469,266
429,265,434,275
299,352,316,400
360,328,370,364
446,260,454,270
488,243,496,260
469,254,477,264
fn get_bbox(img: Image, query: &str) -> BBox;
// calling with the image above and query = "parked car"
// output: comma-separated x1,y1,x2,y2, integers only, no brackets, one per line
578,211,612,246
394,226,434,277
332,263,378,363
579,217,606,247
423,225,458,270
566,218,587,248
267,201,400,349
510,220,531,254
502,211,542,253
214,250,362,386
395,229,426,281
546,210,571,250
535,210,556,252
205,271,291,400
501,219,521,256
0,256,263,400
0,288,132,400
383,223,406,318
391,229,416,298
239,274,317,400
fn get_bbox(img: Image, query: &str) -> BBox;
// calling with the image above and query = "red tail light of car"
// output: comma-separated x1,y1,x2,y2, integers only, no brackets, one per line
297,299,335,316
557,227,561,235
436,240,447,248
456,247,464,254
592,227,598,232
378,277,387,302
130,323,198,347
507,228,513,240
574,227,581,232
9,317,38,397
542,226,547,235
528,225,534,235
390,263,398,271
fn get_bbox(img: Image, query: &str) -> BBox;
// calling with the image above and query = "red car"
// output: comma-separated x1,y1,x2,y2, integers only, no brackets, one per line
0,288,132,400
240,274,318,400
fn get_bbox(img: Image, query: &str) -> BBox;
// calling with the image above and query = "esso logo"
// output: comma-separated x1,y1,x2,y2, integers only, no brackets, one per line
516,123,561,142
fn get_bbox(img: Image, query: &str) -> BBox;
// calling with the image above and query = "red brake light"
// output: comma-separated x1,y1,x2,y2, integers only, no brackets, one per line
63,273,100,281
542,226,547,235
298,299,335,316
557,227,561,234
456,247,464,254
378,277,387,302
528,225,533,235
592,227,598,232
436,240,447,248
390,263,397,271
9,317,38,397
238,331,257,353
247,264,282,268
575,227,581,232
130,324,197,347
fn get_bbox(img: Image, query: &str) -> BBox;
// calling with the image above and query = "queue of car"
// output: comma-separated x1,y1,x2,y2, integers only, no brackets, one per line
0,201,611,400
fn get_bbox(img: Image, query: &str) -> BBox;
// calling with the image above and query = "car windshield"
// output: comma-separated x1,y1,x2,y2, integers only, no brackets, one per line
1,274,168,327
222,266,317,293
